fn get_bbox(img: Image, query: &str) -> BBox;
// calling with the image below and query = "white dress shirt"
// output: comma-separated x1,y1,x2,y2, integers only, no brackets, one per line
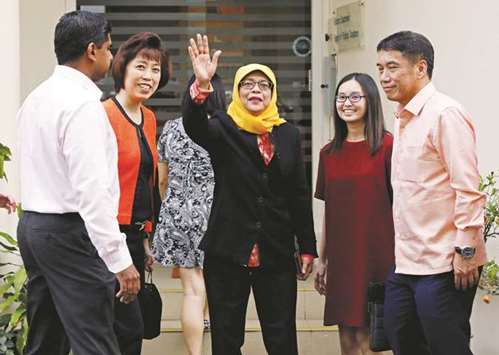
18,65,132,273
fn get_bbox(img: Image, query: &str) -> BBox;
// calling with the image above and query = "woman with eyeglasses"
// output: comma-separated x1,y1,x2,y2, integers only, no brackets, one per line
182,34,317,355
314,73,394,355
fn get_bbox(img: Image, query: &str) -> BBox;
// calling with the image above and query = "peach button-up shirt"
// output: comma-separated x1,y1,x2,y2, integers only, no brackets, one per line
391,82,486,275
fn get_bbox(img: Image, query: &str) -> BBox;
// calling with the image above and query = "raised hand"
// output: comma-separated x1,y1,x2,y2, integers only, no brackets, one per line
188,34,222,89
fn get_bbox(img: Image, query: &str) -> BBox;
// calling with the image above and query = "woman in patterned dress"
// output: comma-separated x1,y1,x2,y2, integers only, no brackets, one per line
153,75,226,355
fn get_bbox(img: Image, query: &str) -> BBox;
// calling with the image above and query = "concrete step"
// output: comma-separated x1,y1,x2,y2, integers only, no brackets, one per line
145,266,394,355
152,266,325,321
142,320,341,355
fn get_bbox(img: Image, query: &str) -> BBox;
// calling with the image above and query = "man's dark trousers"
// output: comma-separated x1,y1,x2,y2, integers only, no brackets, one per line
17,211,120,355
384,268,479,355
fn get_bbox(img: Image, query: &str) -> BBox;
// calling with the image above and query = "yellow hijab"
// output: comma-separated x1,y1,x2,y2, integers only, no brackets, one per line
227,64,286,134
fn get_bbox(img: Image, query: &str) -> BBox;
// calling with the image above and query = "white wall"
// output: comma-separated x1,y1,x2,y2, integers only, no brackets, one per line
0,0,20,236
329,0,499,353
20,0,75,99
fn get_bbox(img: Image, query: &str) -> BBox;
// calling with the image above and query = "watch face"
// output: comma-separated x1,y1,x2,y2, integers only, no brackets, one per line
461,247,476,258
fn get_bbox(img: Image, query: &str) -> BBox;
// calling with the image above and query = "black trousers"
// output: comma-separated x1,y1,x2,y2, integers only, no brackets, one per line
204,257,298,355
114,229,145,355
17,212,120,355
384,269,479,355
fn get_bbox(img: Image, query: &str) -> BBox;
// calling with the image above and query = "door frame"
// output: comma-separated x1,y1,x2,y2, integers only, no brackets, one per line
311,0,335,236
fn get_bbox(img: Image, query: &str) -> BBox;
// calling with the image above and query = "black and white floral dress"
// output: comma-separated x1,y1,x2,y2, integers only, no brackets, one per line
153,117,214,268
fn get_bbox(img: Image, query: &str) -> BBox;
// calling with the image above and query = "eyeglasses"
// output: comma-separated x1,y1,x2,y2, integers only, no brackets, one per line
239,80,273,91
336,93,365,103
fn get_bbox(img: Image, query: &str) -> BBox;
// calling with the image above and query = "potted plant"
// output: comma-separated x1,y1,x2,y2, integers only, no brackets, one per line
478,171,499,303
0,142,28,354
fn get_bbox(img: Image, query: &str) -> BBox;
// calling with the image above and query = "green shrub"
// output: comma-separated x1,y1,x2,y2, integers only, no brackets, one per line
0,143,27,353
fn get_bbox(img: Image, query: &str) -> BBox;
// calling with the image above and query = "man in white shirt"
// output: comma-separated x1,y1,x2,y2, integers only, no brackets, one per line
17,10,140,355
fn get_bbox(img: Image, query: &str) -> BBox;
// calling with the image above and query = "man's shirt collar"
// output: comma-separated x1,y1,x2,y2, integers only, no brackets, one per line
53,65,103,100
395,82,436,119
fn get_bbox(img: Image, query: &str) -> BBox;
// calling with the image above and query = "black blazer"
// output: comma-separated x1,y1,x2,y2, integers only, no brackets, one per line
182,95,317,269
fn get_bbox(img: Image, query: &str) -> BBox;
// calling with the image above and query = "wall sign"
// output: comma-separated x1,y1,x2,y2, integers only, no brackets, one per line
330,1,364,53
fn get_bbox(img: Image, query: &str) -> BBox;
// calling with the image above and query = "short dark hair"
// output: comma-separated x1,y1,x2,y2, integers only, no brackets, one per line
377,31,434,79
112,32,170,93
328,73,386,155
54,10,111,65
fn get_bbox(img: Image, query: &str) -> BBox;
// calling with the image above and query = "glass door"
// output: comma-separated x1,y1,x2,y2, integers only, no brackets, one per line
78,0,313,179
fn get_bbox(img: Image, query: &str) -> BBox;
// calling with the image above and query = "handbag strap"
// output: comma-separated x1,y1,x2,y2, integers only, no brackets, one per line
146,270,153,284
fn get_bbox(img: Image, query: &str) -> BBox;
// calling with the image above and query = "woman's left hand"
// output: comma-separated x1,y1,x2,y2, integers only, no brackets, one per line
297,255,314,281
143,238,155,272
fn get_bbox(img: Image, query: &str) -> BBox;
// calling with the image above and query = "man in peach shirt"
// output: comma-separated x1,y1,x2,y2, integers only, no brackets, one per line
376,31,486,355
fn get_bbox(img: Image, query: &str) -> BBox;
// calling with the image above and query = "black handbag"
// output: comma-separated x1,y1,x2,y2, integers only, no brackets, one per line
139,271,162,340
367,282,391,352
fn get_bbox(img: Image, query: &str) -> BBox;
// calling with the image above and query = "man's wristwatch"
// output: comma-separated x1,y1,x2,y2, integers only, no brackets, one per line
454,246,476,259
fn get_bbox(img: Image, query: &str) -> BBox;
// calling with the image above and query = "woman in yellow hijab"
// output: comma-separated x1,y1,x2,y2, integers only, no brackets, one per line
182,34,317,355
226,63,285,134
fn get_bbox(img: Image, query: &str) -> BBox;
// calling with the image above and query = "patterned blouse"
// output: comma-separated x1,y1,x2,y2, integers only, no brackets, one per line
152,117,214,268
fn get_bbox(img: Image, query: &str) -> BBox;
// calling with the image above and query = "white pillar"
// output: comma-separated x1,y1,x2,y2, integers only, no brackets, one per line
311,0,334,236
0,0,20,236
